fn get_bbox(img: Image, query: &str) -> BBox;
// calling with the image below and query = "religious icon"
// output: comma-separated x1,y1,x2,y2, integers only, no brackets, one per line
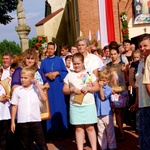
106,64,126,93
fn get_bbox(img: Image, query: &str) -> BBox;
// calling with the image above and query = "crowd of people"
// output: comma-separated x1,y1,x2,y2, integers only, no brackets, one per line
0,34,150,150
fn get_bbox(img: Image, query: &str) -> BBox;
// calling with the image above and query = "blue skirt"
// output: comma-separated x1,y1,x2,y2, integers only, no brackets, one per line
70,104,97,125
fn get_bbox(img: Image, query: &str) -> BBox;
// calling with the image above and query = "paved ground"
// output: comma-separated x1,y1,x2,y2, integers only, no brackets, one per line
46,124,139,150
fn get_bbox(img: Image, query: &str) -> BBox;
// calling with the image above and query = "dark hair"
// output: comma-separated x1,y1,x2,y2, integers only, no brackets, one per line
123,39,131,45
60,43,69,50
109,41,118,49
110,48,119,54
91,49,97,54
2,52,13,58
0,66,3,74
65,55,72,61
97,48,103,56
47,42,56,48
71,44,77,48
103,45,109,51
10,62,19,70
138,34,150,45
72,53,84,62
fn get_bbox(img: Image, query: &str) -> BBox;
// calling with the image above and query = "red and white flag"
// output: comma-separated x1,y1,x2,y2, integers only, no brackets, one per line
98,0,115,48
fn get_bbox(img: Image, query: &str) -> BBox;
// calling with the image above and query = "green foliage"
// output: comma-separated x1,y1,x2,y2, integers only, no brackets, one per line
0,0,18,25
0,40,21,63
120,12,129,40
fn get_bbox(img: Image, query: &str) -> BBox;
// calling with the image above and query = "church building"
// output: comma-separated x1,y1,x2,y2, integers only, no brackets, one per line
35,0,150,49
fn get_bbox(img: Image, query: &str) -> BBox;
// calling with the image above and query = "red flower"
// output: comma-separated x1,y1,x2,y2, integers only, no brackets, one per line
38,36,43,41
36,43,41,47
122,29,129,34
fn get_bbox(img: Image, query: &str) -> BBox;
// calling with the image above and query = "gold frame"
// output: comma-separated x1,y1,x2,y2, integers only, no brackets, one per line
106,64,126,92
40,100,51,120
40,90,51,120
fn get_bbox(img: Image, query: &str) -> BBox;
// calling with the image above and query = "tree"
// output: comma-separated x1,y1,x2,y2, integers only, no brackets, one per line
0,0,18,25
0,40,21,55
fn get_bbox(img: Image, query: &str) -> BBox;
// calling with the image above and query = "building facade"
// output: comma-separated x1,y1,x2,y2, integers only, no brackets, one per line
36,0,150,49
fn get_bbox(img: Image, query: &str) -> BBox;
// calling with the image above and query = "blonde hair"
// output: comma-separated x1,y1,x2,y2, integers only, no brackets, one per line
21,48,38,70
21,66,35,77
98,69,111,80
132,50,141,59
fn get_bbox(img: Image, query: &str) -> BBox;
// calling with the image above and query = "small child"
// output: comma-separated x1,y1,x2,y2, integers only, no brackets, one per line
65,55,73,72
94,69,116,150
129,50,141,92
1,62,19,98
60,43,72,64
0,66,11,150
10,62,19,77
10,66,48,150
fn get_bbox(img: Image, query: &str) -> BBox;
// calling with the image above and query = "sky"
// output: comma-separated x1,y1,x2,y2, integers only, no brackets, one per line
0,0,45,44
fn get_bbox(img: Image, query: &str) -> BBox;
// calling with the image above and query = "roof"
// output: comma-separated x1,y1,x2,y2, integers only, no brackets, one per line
35,8,64,27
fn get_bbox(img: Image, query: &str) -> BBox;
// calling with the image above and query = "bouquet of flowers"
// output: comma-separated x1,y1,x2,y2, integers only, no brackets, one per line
30,35,48,53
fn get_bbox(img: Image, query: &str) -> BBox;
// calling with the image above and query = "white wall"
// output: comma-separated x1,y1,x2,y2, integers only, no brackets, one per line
129,17,150,39
47,0,66,12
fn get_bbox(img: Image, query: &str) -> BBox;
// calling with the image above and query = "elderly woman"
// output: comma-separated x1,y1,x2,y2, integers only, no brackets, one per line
40,42,68,139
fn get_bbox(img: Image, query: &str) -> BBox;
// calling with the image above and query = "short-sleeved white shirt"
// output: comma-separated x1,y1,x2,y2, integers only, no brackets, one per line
0,84,11,120
135,58,150,108
64,70,97,106
84,53,99,74
10,85,41,123
1,67,10,80
143,55,150,84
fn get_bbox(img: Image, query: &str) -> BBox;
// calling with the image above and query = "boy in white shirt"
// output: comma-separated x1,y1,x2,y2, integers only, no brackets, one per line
0,66,11,150
10,67,48,150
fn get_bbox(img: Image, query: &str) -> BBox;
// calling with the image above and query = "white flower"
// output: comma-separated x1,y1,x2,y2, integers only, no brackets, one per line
121,15,127,21
42,43,47,48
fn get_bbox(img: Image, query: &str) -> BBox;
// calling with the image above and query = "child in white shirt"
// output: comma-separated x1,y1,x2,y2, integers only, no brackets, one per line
0,66,11,150
10,66,48,150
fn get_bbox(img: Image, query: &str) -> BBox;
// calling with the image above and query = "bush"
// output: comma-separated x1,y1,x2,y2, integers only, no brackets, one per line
0,39,21,64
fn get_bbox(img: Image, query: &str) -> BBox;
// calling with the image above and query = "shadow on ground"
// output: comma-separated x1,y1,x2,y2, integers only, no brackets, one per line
46,125,139,150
